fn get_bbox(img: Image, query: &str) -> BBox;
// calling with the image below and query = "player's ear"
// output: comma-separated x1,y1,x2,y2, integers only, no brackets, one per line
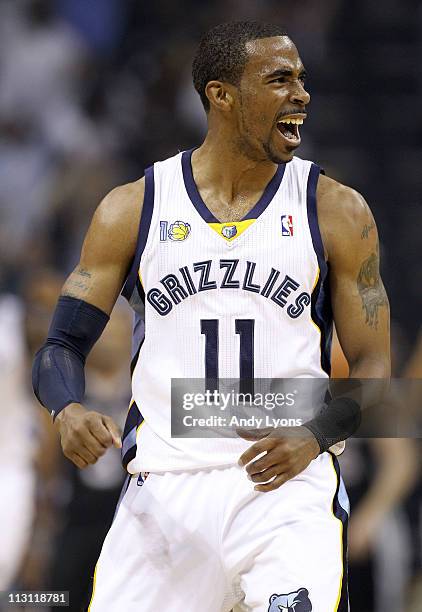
205,81,235,112
269,594,278,603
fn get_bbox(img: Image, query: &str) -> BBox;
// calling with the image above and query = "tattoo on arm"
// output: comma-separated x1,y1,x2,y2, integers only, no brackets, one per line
361,221,375,239
357,253,388,329
62,267,93,298
77,268,91,278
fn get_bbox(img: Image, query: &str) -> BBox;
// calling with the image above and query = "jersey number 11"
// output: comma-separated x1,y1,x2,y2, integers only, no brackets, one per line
200,319,254,393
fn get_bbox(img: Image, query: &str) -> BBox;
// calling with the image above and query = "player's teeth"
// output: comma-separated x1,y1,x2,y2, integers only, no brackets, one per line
278,118,304,125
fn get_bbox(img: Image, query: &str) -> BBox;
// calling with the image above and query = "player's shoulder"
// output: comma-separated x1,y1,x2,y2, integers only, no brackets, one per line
290,156,369,221
102,177,145,213
315,173,377,262
317,173,369,221
95,151,182,229
95,177,145,232
316,173,374,237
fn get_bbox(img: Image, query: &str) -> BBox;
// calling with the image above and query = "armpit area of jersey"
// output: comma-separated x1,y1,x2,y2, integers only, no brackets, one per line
32,296,109,419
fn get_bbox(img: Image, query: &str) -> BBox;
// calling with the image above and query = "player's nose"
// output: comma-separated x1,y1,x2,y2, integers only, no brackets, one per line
289,82,310,106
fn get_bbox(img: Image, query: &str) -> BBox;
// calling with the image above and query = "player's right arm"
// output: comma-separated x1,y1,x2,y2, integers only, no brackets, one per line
62,179,145,313
32,178,144,469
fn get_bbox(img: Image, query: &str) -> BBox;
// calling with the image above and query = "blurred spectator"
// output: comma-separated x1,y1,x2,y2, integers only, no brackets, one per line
0,0,99,156
402,332,422,612
341,438,418,612
41,156,122,272
0,294,38,591
0,0,110,289
56,0,129,57
332,329,420,612
15,270,67,597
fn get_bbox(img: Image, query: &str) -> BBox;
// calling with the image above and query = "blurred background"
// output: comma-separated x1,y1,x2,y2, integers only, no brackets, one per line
0,0,420,610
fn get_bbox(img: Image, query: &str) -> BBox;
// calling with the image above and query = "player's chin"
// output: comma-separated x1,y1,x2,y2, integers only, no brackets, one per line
280,147,297,162
265,142,297,164
266,134,299,164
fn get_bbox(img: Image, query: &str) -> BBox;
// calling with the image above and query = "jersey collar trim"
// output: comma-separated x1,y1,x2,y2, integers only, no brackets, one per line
181,148,285,224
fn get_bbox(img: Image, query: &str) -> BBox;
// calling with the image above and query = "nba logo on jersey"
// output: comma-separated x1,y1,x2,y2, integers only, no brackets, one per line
281,215,294,236
221,225,237,239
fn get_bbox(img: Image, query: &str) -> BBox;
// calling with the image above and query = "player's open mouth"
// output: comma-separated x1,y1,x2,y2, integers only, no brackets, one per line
277,115,305,145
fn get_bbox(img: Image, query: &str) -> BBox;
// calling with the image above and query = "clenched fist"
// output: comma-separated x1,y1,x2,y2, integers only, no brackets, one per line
55,403,122,469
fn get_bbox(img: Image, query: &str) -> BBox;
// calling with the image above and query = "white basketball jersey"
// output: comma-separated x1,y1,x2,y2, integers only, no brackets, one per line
121,149,333,473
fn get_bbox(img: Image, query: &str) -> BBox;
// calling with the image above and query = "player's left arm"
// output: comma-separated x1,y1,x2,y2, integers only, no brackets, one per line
239,176,391,492
319,175,390,378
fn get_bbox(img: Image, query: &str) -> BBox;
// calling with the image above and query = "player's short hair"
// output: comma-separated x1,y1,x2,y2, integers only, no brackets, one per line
192,21,289,112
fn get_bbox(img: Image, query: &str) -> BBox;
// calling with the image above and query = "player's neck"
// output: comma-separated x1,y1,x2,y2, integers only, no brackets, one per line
192,132,278,203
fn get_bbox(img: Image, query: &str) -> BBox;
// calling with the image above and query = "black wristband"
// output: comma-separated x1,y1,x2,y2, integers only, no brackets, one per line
303,397,361,454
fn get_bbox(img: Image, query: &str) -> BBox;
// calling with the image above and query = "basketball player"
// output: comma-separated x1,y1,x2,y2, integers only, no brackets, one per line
33,22,390,611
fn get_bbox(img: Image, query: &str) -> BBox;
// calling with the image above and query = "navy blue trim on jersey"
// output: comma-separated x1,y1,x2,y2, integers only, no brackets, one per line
112,473,132,522
306,163,327,279
330,454,349,612
121,400,144,470
182,149,219,222
311,273,333,376
135,275,145,303
242,163,285,220
121,165,155,301
130,312,145,375
182,148,285,223
307,163,333,375
130,344,142,377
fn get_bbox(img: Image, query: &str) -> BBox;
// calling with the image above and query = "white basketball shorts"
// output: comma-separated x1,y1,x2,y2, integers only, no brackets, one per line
89,453,349,612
